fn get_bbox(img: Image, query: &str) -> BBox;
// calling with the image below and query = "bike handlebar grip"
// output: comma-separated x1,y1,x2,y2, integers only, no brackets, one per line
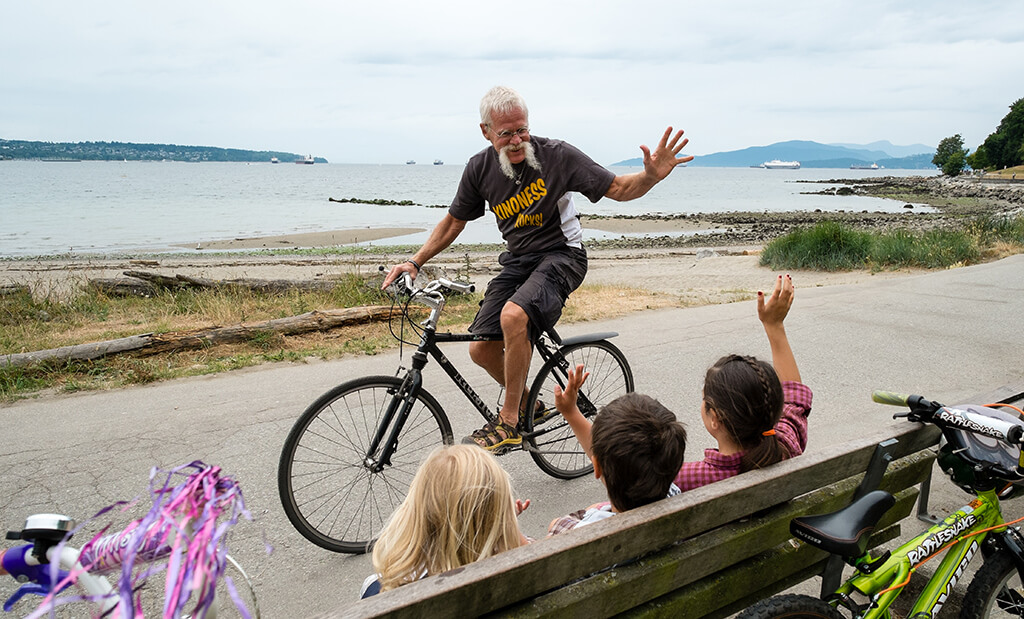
872,391,910,406
1,545,47,583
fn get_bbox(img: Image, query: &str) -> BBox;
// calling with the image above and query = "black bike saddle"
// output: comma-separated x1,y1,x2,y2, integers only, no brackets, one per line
790,490,895,558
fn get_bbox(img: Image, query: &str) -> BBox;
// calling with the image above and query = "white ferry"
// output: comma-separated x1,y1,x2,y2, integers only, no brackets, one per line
762,160,801,169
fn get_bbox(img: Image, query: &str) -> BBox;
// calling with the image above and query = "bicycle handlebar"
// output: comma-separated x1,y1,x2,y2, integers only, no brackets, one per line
1,542,116,613
871,390,940,412
379,265,476,298
873,390,1024,446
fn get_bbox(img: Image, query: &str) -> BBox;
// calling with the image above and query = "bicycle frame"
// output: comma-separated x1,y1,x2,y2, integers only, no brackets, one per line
833,484,1017,617
362,278,599,470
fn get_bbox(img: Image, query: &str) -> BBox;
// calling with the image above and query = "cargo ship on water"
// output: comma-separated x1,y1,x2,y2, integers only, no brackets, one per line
761,160,801,169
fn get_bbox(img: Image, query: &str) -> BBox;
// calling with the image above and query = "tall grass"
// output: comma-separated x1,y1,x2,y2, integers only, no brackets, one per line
0,273,450,400
969,213,1024,246
760,215,1022,271
759,222,873,271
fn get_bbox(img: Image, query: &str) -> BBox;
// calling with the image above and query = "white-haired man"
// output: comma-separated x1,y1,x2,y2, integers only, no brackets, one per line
383,86,692,453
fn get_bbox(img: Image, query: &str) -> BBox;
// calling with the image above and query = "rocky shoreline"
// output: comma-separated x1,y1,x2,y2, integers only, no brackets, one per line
583,175,1024,249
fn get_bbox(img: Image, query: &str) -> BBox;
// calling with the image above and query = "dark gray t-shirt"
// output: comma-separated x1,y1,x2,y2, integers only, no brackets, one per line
449,136,615,255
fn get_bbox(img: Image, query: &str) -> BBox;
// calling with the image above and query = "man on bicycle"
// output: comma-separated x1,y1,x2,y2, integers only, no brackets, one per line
383,85,692,453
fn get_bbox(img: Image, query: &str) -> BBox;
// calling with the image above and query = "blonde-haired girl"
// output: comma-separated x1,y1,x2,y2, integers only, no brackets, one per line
361,444,530,597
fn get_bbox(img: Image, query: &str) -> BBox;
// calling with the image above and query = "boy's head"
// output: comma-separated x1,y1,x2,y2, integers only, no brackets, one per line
590,392,687,512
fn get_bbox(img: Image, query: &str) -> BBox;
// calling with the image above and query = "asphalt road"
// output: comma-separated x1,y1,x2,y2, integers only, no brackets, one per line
1,255,1022,617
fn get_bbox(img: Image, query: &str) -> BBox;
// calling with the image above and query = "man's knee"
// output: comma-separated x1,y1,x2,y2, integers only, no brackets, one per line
500,302,529,337
469,340,501,366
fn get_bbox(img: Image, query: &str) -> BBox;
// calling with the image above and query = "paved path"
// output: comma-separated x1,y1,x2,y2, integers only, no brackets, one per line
1,255,1023,617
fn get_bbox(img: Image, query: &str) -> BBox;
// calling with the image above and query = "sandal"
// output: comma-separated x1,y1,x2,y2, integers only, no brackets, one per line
462,420,522,454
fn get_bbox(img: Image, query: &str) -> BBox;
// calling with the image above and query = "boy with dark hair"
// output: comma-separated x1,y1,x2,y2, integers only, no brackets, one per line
547,366,687,534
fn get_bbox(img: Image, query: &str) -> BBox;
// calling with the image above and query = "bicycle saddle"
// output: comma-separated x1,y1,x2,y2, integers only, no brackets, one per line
790,490,895,558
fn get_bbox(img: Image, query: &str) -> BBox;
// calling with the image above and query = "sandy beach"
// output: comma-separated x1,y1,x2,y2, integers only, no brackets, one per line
185,227,426,251
1,227,920,307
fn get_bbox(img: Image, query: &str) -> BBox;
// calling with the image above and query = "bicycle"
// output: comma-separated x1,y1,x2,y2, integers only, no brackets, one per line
278,269,634,554
738,390,1024,619
0,462,260,618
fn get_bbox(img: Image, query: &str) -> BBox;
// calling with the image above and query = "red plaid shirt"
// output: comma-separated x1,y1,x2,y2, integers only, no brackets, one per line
673,381,812,492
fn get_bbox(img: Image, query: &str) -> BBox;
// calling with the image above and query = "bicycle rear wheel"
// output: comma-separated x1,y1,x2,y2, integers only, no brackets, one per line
278,375,453,553
524,340,633,479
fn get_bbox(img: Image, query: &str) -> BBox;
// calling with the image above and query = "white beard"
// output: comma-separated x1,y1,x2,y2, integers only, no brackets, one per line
498,141,542,180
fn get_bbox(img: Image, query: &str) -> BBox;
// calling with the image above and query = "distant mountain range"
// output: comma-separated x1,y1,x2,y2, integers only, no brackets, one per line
0,139,327,163
612,140,936,169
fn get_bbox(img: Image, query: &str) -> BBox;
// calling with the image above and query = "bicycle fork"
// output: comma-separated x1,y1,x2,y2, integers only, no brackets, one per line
363,353,429,473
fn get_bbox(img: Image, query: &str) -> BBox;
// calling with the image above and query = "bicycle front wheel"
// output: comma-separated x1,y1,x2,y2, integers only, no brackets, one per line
278,375,453,553
524,339,633,479
962,548,1024,618
736,594,845,619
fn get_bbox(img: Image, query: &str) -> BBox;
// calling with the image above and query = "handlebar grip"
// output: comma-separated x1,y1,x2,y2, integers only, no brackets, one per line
872,391,909,406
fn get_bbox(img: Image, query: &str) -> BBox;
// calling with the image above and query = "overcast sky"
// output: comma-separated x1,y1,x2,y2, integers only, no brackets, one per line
2,1,1022,165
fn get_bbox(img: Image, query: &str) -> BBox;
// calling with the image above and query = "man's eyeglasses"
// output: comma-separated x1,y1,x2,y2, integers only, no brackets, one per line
490,126,529,141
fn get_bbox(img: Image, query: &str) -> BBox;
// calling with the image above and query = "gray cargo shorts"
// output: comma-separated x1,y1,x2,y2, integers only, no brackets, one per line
468,246,587,343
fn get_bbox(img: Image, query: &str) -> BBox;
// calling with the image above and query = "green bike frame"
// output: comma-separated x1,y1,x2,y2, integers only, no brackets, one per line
835,487,1006,618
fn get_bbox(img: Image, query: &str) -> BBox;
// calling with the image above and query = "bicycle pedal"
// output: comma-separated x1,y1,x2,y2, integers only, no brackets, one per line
491,442,523,456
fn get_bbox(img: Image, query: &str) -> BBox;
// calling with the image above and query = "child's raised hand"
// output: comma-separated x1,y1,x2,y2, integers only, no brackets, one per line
515,498,531,516
757,274,794,328
554,364,589,416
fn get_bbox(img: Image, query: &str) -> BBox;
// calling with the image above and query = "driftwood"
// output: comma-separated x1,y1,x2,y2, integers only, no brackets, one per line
88,277,158,297
88,270,352,297
1,284,30,297
1,306,393,368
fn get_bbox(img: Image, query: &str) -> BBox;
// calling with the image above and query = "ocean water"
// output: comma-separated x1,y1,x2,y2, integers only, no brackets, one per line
0,161,936,258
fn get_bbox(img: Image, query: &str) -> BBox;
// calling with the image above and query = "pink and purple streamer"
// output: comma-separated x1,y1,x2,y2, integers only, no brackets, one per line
26,461,254,619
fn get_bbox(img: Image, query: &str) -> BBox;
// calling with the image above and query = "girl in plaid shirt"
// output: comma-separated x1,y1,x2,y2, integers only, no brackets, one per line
674,273,811,492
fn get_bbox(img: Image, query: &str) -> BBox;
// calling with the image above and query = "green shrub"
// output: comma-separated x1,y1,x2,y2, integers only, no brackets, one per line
762,220,989,271
760,221,873,271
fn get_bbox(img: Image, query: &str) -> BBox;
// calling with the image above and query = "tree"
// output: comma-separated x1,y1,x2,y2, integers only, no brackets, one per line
933,134,968,176
966,144,990,170
977,98,1024,169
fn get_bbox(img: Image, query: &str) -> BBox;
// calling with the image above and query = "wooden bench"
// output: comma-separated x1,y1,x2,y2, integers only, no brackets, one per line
320,385,1024,619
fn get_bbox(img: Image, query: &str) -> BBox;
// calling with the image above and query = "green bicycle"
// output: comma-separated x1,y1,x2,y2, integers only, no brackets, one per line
739,391,1024,619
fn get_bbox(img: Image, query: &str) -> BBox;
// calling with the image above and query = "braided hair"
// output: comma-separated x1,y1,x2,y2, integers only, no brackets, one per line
703,354,789,472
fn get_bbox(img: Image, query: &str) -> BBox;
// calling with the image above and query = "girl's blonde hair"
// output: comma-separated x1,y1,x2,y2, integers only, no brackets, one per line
372,445,523,591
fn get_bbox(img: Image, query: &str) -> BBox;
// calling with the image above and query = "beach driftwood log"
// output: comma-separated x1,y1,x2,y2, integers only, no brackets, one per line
0,306,393,368
88,270,348,296
0,283,30,297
